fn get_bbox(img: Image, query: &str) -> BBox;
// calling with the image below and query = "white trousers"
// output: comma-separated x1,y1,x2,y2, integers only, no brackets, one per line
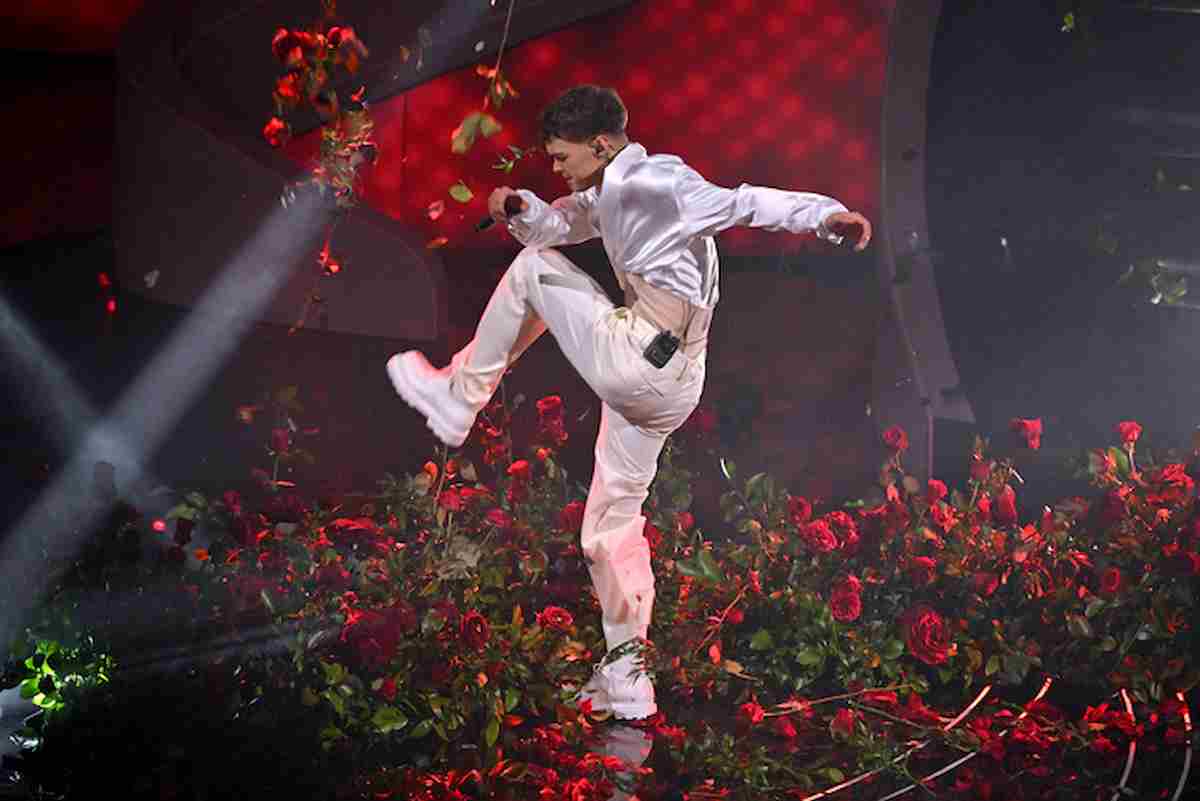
452,247,705,651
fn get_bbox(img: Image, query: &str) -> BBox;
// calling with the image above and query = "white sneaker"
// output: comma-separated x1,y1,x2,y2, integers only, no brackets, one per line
574,647,656,720
575,668,612,714
385,351,476,447
601,650,656,720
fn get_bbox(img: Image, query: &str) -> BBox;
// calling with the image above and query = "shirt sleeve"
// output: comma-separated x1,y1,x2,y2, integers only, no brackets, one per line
673,167,850,244
505,189,600,248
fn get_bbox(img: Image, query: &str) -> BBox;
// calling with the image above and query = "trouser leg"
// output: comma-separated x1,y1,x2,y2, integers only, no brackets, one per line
581,403,667,651
451,247,613,410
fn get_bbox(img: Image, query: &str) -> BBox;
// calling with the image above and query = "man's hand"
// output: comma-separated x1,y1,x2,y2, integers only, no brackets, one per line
823,211,873,252
488,187,527,225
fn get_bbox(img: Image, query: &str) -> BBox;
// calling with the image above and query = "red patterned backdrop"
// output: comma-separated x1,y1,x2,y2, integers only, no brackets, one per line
284,0,889,256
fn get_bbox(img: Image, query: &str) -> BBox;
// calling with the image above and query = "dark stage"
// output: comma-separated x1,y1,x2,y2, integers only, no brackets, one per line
3,1,1200,799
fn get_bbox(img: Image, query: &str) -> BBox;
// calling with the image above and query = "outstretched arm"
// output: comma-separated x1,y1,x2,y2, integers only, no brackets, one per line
490,186,600,248
674,167,872,251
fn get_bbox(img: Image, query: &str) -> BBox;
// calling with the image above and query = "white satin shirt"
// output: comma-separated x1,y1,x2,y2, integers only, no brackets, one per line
507,142,849,309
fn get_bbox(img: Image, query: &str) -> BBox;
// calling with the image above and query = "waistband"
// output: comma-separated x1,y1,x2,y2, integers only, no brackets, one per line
623,273,712,359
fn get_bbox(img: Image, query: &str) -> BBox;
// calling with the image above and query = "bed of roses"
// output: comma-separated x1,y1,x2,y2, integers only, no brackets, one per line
3,389,1198,800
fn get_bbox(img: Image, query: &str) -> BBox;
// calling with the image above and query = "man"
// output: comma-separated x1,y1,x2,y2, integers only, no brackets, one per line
387,85,871,719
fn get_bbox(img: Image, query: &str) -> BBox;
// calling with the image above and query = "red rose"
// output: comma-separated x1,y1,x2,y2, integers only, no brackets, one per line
1010,417,1043,450
643,521,663,553
378,675,398,701
274,73,302,107
901,604,951,665
558,500,586,532
972,571,999,597
994,485,1018,526
437,488,464,511
772,715,798,739
831,708,858,738
676,511,695,532
829,587,862,623
970,458,992,483
535,606,574,632
1100,567,1123,595
535,395,568,447
1153,463,1195,503
976,494,992,520
927,479,948,503
262,116,290,148
683,404,718,436
883,425,909,452
832,574,862,595
829,574,862,622
738,701,765,726
486,507,514,528
460,610,491,651
727,607,745,625
800,520,839,553
908,556,937,586
788,495,813,525
270,427,291,453
507,459,532,482
1117,421,1142,445
536,395,563,419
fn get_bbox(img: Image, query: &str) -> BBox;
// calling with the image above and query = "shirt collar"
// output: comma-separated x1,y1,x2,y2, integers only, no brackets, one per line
603,142,646,185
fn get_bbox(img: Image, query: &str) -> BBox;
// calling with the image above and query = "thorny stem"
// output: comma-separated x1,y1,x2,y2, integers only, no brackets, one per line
490,0,517,96
692,589,747,656
763,684,914,718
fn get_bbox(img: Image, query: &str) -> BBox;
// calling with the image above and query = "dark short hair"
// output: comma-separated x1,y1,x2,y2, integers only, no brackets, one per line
539,85,627,144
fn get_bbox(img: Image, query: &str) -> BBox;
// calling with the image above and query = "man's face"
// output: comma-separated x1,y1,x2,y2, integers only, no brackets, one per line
545,137,606,191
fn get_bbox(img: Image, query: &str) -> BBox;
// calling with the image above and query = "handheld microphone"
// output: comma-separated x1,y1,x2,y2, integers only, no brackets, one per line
476,195,526,232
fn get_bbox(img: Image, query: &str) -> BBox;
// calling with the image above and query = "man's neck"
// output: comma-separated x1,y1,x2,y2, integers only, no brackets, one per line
597,140,631,193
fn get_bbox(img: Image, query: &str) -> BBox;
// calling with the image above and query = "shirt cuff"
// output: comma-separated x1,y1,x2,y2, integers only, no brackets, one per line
815,212,846,246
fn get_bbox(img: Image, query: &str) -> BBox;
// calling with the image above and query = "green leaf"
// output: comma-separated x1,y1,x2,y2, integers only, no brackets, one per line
372,705,409,734
184,491,208,509
1085,597,1106,619
18,678,38,700
164,503,197,521
745,472,768,500
824,767,845,783
449,181,474,203
795,648,823,667
1100,636,1118,652
451,112,483,154
322,661,347,686
409,718,434,739
881,639,905,660
504,687,521,712
1108,447,1131,478
485,715,501,748
319,725,345,748
985,655,1001,676
697,549,724,582
750,629,774,651
478,113,502,139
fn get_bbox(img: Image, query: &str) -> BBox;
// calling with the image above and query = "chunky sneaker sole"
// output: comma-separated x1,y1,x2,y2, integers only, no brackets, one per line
573,672,612,714
385,352,474,448
572,655,656,720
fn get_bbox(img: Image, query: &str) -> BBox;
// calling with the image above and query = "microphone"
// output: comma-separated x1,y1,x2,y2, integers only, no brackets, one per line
476,195,526,232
